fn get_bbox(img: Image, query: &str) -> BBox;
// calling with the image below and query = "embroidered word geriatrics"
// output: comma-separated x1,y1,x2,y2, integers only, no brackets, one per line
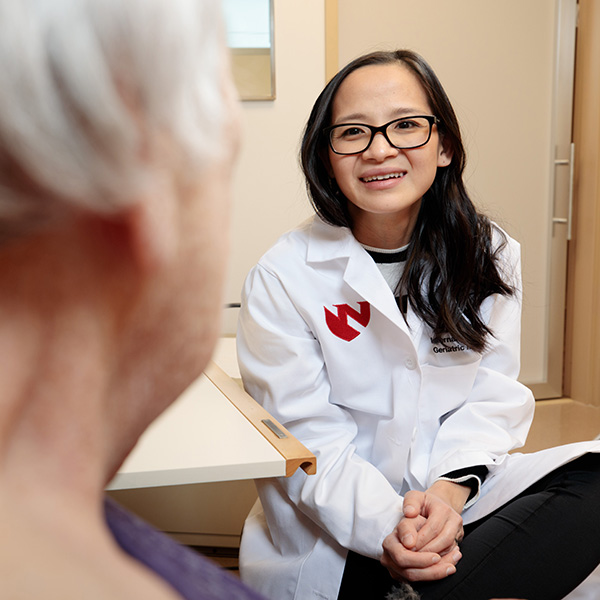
430,335,466,353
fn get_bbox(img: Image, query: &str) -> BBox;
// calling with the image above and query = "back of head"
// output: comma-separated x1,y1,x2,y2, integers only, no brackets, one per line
0,0,226,243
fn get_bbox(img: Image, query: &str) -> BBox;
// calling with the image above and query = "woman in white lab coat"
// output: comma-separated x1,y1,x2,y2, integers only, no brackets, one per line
237,50,600,600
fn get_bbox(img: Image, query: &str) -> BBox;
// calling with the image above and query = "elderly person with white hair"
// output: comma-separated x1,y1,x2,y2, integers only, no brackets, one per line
0,0,264,598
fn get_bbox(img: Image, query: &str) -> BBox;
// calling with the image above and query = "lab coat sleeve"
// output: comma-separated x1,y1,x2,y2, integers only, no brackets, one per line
238,264,404,559
426,237,535,485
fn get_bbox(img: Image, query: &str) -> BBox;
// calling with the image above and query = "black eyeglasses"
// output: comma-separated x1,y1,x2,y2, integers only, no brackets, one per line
325,115,439,155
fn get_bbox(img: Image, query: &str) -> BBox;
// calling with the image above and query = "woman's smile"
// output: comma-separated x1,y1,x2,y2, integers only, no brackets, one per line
360,170,407,184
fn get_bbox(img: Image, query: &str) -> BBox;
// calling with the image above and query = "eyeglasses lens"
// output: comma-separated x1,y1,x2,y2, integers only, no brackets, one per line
330,116,433,155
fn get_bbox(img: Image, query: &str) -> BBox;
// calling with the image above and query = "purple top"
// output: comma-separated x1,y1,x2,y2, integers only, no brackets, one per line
104,497,265,600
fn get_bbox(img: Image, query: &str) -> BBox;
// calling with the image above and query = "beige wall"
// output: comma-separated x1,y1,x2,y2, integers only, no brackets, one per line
222,0,323,334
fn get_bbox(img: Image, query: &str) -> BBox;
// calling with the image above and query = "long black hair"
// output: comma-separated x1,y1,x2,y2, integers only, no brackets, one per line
300,50,514,352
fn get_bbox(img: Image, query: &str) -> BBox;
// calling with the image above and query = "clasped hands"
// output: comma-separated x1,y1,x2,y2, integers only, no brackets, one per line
381,480,470,582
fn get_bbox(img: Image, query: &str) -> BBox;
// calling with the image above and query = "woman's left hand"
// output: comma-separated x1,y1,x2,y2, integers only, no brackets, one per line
381,481,469,582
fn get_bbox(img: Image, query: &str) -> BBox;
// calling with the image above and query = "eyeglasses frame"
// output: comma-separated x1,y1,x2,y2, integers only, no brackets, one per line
325,115,440,156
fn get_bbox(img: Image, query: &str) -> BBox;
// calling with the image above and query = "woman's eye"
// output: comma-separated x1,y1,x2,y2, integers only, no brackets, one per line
395,119,418,130
339,126,367,138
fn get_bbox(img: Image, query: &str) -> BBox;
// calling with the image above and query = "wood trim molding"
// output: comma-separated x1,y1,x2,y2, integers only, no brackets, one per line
204,362,317,477
564,0,600,407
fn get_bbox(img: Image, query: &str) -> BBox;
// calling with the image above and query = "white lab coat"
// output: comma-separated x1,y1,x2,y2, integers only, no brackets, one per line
237,216,600,600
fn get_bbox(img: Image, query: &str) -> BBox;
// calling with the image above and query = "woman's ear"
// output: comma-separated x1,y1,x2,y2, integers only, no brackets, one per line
437,139,453,167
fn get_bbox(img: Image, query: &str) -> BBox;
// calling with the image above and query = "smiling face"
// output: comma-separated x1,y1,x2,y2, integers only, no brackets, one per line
328,63,451,248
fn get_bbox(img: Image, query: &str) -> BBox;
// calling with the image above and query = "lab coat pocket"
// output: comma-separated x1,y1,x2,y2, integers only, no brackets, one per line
327,362,393,417
329,388,393,417
419,358,481,424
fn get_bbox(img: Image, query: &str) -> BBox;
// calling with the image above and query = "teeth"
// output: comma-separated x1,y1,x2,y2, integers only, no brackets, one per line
362,172,405,182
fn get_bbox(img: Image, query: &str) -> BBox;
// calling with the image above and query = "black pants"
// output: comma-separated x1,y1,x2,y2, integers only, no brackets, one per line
337,454,600,600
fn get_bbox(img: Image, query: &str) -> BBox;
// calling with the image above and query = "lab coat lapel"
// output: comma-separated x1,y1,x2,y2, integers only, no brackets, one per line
307,217,416,337
343,247,408,330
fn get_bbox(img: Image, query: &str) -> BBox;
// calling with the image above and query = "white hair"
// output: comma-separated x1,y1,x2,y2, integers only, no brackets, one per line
0,0,226,239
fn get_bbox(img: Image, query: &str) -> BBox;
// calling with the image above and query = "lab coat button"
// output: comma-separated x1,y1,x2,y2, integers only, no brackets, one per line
405,357,416,370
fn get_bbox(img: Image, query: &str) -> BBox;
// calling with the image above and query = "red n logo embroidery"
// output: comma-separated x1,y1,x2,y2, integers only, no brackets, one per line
324,301,371,342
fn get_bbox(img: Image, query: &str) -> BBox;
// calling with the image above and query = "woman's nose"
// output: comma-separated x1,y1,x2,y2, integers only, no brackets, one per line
362,132,399,160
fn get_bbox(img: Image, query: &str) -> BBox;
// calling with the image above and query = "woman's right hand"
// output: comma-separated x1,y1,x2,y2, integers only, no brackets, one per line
381,488,465,582
381,525,461,582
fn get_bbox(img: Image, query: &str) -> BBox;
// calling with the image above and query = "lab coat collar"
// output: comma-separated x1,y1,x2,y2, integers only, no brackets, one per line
306,216,356,264
307,217,421,337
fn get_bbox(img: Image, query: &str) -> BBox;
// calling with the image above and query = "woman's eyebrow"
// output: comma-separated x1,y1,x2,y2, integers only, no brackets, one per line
332,107,428,124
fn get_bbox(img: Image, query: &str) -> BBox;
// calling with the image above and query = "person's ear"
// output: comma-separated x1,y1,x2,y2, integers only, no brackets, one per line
437,140,453,167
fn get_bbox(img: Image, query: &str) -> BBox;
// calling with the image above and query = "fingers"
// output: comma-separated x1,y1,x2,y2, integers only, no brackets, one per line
383,530,441,569
401,492,464,554
401,490,425,519
418,519,464,554
401,509,463,554
396,515,427,550
394,552,461,583
400,551,461,582
381,541,462,582
383,489,466,583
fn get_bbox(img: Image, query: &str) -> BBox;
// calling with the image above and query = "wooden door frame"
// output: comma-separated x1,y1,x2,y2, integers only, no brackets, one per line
564,0,600,409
